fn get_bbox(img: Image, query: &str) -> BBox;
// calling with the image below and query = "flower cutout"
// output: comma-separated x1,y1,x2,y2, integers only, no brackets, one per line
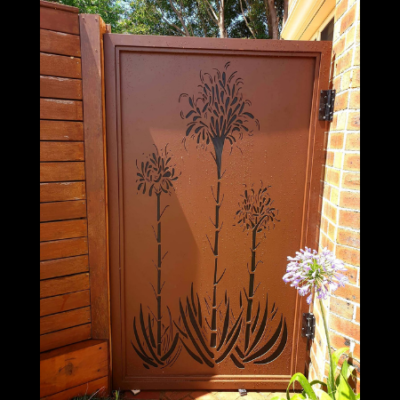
235,183,279,234
136,144,179,196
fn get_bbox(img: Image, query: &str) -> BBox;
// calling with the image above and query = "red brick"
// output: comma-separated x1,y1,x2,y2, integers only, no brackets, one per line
335,283,360,303
345,25,356,49
320,232,329,249
330,332,351,350
345,133,360,150
342,172,360,190
332,75,341,91
335,92,349,111
349,90,360,109
336,245,360,266
351,68,360,88
339,209,360,229
343,265,358,285
330,297,354,319
354,45,360,66
333,36,346,57
347,112,360,130
336,49,353,74
340,5,356,34
330,314,360,341
355,307,360,323
328,221,336,241
343,153,360,171
337,227,360,248
332,111,347,131
335,0,348,19
340,191,360,210
330,186,340,204
326,167,340,186
341,70,352,90
329,132,344,149
353,342,360,360
326,151,334,167
320,216,329,234
323,201,338,223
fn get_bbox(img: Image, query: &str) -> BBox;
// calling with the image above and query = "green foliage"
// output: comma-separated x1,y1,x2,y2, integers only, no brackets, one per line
270,348,359,400
45,0,129,32
48,0,281,38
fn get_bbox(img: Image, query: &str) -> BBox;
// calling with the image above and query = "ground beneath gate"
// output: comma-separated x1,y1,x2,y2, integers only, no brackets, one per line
122,391,290,400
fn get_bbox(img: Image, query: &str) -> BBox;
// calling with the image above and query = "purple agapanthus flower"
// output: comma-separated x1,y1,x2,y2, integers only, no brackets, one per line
283,247,348,304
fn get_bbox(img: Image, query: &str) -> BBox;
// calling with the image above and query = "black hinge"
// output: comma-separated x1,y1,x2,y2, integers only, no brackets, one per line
319,90,336,121
302,313,315,340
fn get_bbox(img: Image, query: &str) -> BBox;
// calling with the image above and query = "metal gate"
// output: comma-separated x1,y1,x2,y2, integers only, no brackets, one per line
104,35,331,390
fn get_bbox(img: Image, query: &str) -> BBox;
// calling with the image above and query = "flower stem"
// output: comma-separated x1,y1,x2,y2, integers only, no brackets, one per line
319,298,335,396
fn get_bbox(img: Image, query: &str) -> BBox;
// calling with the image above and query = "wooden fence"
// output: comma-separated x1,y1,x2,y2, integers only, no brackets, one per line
40,1,110,398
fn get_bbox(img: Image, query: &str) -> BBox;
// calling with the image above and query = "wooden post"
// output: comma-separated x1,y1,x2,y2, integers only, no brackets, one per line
79,13,111,388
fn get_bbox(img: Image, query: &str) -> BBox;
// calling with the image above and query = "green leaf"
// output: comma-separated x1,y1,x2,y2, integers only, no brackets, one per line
340,359,355,381
309,380,328,388
329,347,349,393
315,390,335,400
286,373,317,400
355,395,360,399
335,367,356,400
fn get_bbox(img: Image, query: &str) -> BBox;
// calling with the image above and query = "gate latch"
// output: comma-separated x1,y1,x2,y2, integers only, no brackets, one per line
319,90,336,121
302,313,315,340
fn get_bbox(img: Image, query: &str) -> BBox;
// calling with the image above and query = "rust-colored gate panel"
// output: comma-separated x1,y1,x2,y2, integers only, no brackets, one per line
104,35,331,390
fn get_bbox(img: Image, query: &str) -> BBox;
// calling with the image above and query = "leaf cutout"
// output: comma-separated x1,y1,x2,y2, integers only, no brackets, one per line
179,338,204,365
254,319,288,364
243,315,284,363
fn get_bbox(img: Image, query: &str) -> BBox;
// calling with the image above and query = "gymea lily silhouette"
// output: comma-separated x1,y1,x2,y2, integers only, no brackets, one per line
132,144,181,369
179,62,260,350
233,183,288,368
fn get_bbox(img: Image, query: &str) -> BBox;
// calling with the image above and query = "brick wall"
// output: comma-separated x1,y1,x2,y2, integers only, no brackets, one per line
309,0,360,393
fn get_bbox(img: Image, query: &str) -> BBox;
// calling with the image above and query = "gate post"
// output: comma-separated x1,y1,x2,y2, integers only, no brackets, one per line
79,13,112,391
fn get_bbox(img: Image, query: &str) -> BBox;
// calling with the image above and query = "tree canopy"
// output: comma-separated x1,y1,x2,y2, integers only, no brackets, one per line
47,0,287,38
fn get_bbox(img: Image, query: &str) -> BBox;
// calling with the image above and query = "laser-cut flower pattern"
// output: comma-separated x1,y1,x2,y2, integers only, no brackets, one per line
236,184,279,234
136,144,179,197
178,62,260,352
132,144,181,369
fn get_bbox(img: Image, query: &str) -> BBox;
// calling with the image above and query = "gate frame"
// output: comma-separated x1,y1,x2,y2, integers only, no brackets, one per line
103,34,332,390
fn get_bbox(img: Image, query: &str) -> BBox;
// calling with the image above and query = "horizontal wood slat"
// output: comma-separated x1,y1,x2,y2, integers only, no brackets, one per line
40,219,87,242
40,323,91,353
40,237,88,261
40,306,91,335
40,120,83,141
40,290,91,317
40,29,81,57
40,142,84,162
40,200,87,222
40,255,89,280
40,99,83,121
40,76,82,100
40,53,82,79
40,162,85,181
40,6,80,35
40,182,86,202
40,340,108,398
40,376,108,400
40,272,90,298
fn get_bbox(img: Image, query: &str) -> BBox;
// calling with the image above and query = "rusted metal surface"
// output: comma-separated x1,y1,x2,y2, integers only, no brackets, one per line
104,35,332,390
